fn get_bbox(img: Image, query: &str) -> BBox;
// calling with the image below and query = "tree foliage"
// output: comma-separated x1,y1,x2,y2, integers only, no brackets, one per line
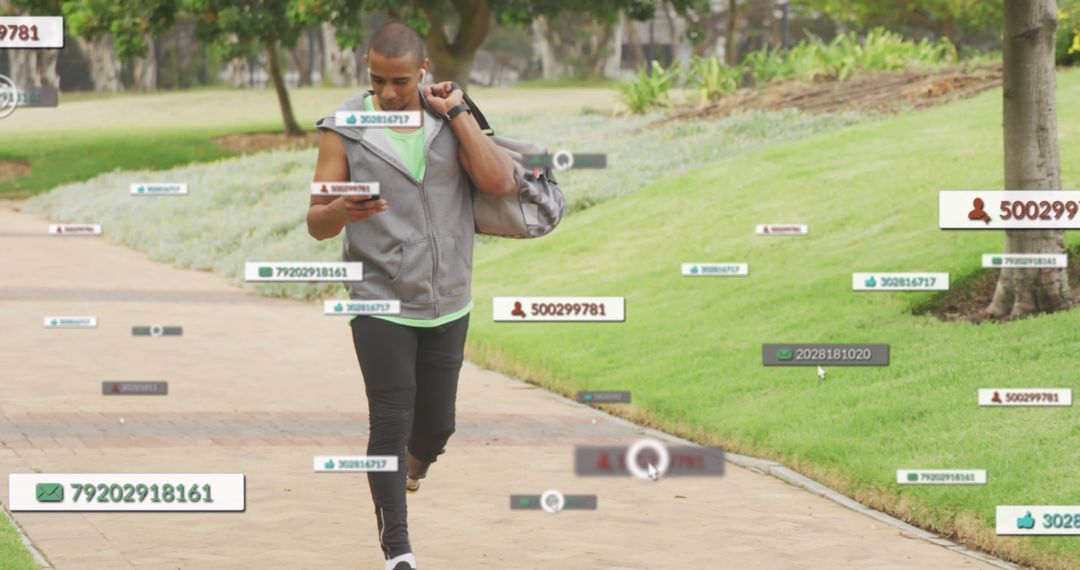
795,0,1001,41
63,0,178,61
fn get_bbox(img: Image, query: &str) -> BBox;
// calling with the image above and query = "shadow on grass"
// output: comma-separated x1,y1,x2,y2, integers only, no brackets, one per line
911,243,1080,322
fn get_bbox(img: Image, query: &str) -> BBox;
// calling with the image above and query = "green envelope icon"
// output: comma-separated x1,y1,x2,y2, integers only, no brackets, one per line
36,483,63,502
776,348,794,361
258,266,273,278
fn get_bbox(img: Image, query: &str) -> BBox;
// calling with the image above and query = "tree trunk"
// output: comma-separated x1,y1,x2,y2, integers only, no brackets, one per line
624,11,646,67
266,41,303,136
132,34,157,91
6,49,60,89
320,22,360,87
75,35,123,92
224,57,249,87
986,0,1073,318
290,27,313,87
421,0,491,88
534,13,618,80
726,0,739,65
532,17,559,79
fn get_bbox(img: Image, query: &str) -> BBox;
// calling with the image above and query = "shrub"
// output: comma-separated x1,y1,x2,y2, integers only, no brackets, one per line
686,55,742,105
616,60,681,114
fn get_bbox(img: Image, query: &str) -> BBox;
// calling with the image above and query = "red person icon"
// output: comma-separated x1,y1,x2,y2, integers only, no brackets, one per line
968,198,992,224
511,301,526,319
991,391,1002,404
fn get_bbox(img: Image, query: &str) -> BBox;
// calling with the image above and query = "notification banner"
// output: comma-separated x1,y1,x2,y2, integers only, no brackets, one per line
940,191,1080,229
0,17,64,48
493,297,625,322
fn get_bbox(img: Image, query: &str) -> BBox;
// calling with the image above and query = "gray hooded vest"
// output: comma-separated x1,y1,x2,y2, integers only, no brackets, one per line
315,92,474,319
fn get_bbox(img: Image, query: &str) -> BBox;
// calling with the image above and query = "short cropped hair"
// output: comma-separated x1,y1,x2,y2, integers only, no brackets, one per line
367,21,426,65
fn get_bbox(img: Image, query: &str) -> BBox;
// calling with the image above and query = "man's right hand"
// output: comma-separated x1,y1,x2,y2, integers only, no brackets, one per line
335,196,388,223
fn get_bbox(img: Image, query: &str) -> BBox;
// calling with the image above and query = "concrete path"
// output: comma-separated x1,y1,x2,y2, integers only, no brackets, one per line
0,203,1001,569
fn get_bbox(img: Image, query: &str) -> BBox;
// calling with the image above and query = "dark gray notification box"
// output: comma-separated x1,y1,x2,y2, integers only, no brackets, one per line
102,381,168,395
522,153,607,169
762,344,890,366
574,446,725,476
510,495,597,510
1,86,59,108
576,391,631,404
132,326,183,336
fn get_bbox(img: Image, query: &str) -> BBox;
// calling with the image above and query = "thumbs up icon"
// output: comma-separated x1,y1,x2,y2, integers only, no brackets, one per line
324,459,335,469
1016,511,1036,529
864,276,877,288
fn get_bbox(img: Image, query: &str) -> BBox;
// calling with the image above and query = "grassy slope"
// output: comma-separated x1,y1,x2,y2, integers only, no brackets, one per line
465,70,1080,569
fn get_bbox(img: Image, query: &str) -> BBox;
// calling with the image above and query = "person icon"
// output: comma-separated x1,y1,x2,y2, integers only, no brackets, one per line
511,301,526,318
111,383,119,393
991,391,1002,404
968,198,992,224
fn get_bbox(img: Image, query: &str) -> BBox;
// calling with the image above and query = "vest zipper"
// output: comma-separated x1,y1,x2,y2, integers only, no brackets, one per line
415,177,439,317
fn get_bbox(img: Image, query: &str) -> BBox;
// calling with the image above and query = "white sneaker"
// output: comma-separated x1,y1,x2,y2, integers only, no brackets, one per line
386,552,417,570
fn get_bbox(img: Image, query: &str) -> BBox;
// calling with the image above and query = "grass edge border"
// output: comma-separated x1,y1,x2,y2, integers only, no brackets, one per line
1,499,53,569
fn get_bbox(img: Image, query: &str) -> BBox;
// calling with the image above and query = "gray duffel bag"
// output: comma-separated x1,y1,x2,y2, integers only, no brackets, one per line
423,84,566,239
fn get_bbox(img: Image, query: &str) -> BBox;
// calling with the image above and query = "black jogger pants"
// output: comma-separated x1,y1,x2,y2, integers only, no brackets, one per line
349,312,469,560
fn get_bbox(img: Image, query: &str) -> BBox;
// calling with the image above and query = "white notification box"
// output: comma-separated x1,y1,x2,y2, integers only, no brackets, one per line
981,254,1067,268
853,272,949,291
324,300,400,315
756,224,808,235
978,388,1072,407
940,190,1080,229
0,17,64,48
681,263,749,277
245,262,363,282
130,183,187,195
997,506,1080,535
8,473,244,511
493,297,625,322
314,456,399,472
43,316,97,328
896,469,986,485
49,224,101,235
335,111,422,128
310,182,380,197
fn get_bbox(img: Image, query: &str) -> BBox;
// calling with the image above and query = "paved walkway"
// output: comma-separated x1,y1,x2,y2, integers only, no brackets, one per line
0,204,1002,569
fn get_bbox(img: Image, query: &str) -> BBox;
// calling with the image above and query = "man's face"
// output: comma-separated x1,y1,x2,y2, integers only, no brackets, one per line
367,51,425,111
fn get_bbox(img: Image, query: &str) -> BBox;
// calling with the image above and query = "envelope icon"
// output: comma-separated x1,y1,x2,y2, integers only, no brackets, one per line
776,348,794,361
36,483,63,502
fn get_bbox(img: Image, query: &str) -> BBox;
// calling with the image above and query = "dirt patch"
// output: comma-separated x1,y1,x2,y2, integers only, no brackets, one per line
653,63,1002,127
212,131,321,154
0,159,31,182
913,246,1080,323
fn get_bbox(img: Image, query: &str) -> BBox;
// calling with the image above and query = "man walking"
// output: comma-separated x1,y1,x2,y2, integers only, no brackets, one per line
307,21,516,570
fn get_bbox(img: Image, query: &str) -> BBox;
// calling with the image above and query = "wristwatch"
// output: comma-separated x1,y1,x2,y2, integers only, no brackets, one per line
446,103,471,122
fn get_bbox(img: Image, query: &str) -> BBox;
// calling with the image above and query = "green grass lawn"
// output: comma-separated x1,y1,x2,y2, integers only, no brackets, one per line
464,70,1080,570
0,513,38,570
0,129,239,198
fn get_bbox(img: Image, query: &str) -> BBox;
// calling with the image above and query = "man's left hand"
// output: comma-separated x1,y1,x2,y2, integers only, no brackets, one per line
423,81,465,117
